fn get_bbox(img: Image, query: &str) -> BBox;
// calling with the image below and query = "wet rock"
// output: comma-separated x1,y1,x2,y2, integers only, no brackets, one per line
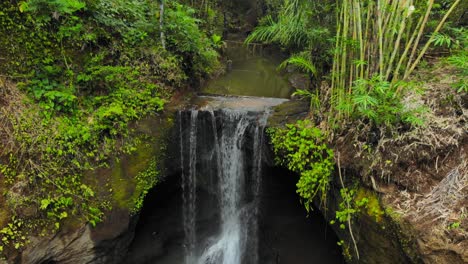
19,208,136,264
267,100,310,127
288,73,310,91
21,225,95,264
323,183,418,264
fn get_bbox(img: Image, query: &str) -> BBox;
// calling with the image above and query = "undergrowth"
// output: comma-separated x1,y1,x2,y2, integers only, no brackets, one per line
0,0,221,258
268,120,335,212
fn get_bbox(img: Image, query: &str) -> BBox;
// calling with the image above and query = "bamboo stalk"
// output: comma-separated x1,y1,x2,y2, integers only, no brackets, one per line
356,0,364,80
385,1,411,80
330,0,345,120
405,0,461,79
377,0,384,76
403,0,434,79
349,0,358,94
393,9,423,83
365,2,375,80
340,1,349,119
340,0,349,96
363,1,372,80
159,0,165,49
383,0,401,72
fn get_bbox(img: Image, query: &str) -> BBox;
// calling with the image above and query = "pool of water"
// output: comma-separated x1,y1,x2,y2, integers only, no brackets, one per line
202,55,292,99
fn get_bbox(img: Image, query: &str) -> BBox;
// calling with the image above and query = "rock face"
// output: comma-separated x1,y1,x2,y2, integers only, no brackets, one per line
267,99,310,127
324,184,416,264
21,225,95,264
18,209,136,264
288,73,311,91
12,114,174,264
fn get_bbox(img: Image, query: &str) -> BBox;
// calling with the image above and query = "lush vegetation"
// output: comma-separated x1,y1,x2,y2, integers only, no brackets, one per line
258,0,466,258
0,0,222,258
268,120,335,212
329,0,463,127
246,0,334,78
445,27,468,92
0,0,465,260
251,0,466,128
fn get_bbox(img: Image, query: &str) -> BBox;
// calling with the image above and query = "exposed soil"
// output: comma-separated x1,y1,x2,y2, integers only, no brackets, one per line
334,61,467,263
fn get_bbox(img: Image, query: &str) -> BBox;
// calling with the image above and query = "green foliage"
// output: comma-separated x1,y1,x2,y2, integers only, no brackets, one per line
446,27,468,93
447,207,466,230
447,221,460,230
0,0,215,257
246,0,333,81
431,32,454,48
291,89,320,114
131,158,159,214
246,14,310,49
268,120,334,211
329,0,461,131
337,76,426,127
40,196,73,229
165,2,220,78
91,0,152,45
246,0,331,50
19,0,86,21
330,187,367,230
447,53,468,93
0,217,28,252
0,1,59,75
211,34,224,49
331,187,384,230
279,51,317,77
19,72,77,118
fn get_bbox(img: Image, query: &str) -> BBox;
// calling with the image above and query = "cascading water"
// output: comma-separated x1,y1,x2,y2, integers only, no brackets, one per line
179,106,270,264
124,96,344,264
181,110,198,263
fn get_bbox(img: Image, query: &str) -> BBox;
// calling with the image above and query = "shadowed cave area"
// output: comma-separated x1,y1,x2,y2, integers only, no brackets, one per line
124,165,344,264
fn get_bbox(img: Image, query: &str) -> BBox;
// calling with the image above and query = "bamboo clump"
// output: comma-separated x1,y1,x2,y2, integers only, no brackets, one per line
329,0,461,121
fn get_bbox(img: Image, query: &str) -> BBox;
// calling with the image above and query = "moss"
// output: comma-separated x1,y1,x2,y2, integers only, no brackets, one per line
131,158,159,214
384,206,402,222
355,188,385,223
0,170,8,226
110,142,155,210
108,114,174,212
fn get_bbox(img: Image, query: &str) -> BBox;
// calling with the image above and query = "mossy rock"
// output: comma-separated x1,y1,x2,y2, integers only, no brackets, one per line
267,100,310,128
355,188,385,223
83,113,175,215
109,142,155,210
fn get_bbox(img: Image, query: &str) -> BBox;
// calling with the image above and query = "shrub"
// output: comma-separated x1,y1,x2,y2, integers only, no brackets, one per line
269,120,334,211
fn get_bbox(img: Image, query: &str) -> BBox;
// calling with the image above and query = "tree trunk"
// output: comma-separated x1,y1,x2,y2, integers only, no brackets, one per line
160,0,166,49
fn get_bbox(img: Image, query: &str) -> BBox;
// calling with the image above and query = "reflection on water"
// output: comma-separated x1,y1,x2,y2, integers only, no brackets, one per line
202,57,292,99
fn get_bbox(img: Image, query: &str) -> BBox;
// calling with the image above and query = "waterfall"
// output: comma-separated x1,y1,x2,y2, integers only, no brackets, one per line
181,110,198,263
179,109,270,264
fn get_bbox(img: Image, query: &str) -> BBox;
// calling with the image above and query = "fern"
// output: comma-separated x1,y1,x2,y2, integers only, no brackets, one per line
245,16,278,44
345,77,425,127
278,52,317,76
447,53,468,70
432,32,453,48
292,89,320,112
245,0,312,48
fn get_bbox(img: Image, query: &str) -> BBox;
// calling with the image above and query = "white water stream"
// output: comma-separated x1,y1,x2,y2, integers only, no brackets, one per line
180,108,269,264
